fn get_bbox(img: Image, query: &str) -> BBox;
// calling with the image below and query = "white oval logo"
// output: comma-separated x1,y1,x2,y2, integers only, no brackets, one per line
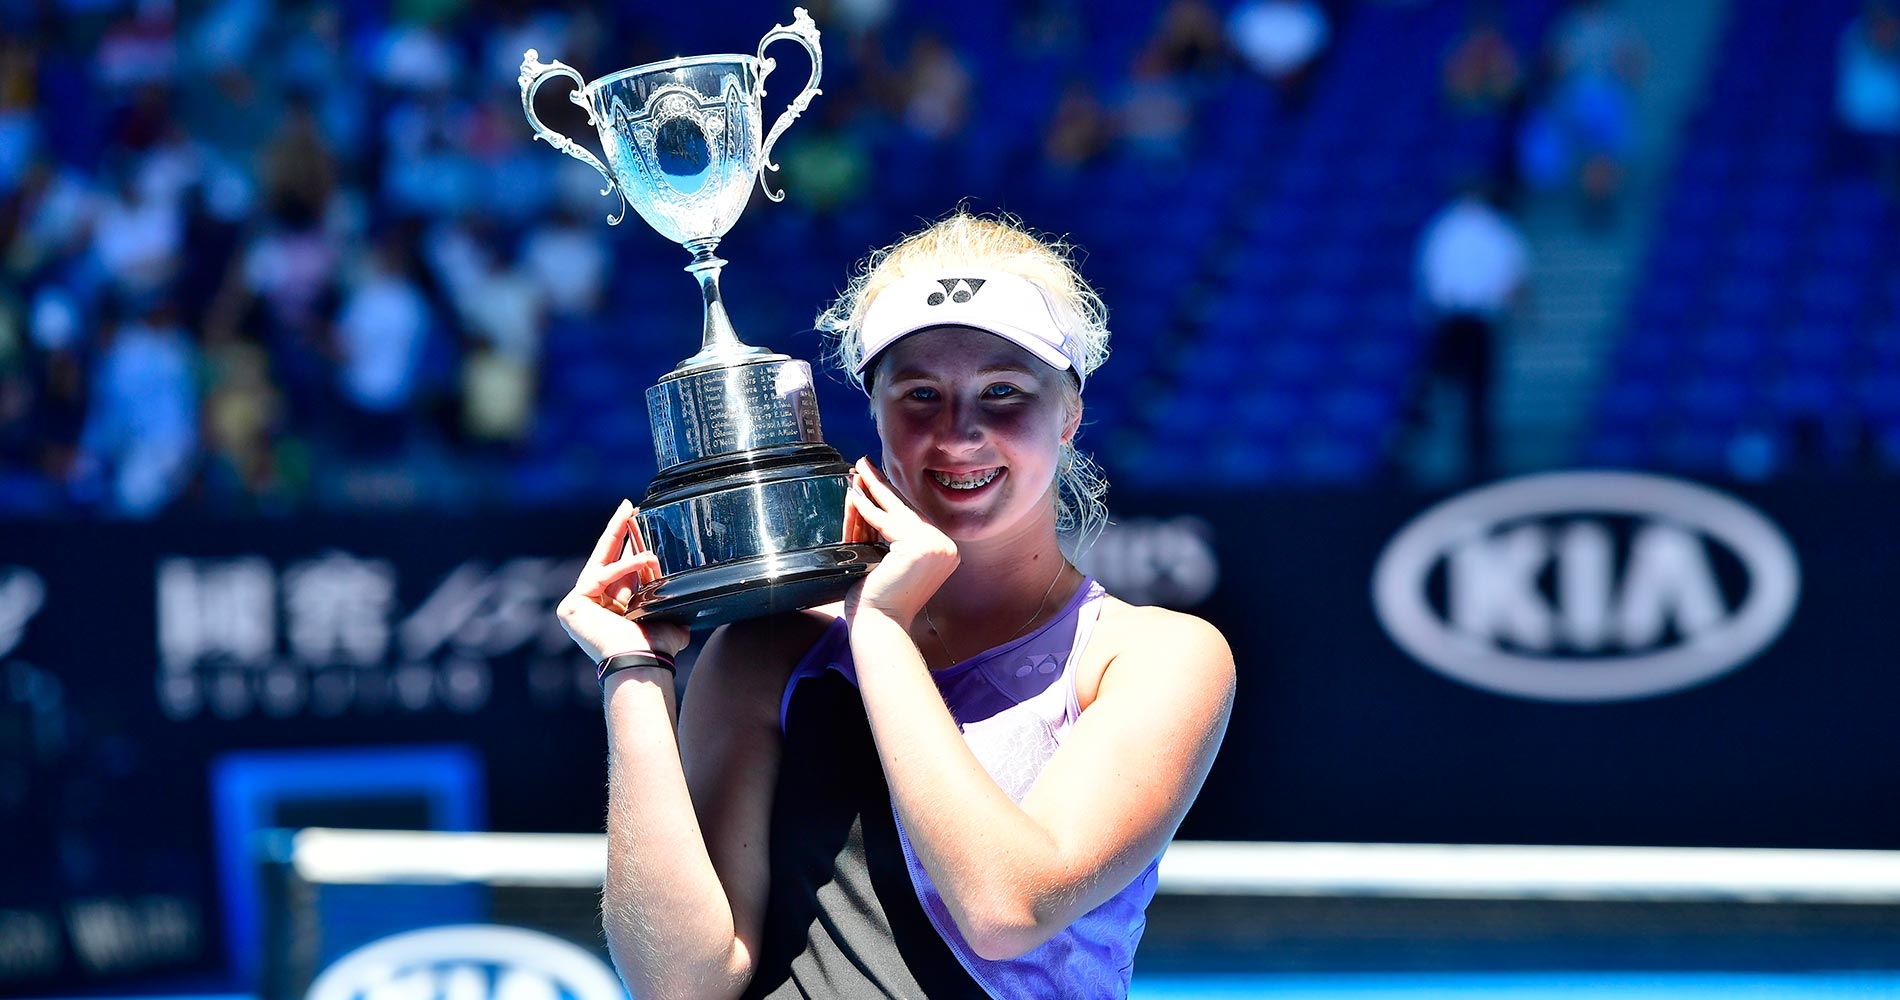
306,925,623,1000
1371,472,1800,703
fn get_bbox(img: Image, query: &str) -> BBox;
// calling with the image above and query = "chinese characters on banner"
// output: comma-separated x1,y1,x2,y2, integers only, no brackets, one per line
154,552,598,720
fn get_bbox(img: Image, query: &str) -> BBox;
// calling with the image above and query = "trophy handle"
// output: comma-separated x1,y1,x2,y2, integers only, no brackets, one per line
519,49,630,225
754,7,823,203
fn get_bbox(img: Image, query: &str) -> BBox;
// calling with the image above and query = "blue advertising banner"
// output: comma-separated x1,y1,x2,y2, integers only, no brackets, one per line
0,513,609,993
0,471,1895,993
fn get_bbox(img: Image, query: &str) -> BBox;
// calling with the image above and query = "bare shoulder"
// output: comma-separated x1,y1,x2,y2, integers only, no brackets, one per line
1077,595,1235,708
1098,597,1232,667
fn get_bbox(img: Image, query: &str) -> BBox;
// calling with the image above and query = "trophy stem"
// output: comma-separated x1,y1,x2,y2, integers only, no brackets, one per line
676,240,772,373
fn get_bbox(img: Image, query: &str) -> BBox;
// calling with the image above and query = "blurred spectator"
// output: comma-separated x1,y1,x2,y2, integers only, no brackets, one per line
820,0,896,38
428,220,542,446
279,7,370,165
18,349,88,486
485,8,573,90
1227,0,1330,104
1549,0,1644,82
224,210,340,337
1522,0,1644,224
198,323,300,508
1443,2,1522,115
382,88,481,219
782,100,873,216
184,0,268,74
524,202,609,319
0,296,37,470
1117,26,1196,167
900,34,971,142
461,338,532,447
181,66,276,164
6,157,96,278
461,99,555,226
28,286,85,356
1410,182,1528,481
1117,68,1193,164
203,192,341,433
173,176,244,332
71,297,199,517
134,119,205,213
1012,0,1086,62
332,233,434,453
1143,0,1227,80
259,96,337,224
1837,1,1900,193
376,18,459,95
0,34,39,197
95,4,176,92
106,80,173,156
91,166,183,299
1044,80,1110,173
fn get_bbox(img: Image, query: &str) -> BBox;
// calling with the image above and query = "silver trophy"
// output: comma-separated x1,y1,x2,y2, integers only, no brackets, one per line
521,8,881,629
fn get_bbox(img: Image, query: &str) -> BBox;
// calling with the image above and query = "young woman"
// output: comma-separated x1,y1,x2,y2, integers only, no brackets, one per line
556,212,1235,999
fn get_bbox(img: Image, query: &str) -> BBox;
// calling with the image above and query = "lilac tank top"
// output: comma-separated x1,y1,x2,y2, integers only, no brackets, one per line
780,577,1159,998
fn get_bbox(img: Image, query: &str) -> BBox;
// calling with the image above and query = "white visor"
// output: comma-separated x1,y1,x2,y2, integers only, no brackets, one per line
856,269,1084,391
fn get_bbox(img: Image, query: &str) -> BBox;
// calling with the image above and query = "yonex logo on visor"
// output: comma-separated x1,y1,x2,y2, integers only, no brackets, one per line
927,278,986,306
858,269,1084,391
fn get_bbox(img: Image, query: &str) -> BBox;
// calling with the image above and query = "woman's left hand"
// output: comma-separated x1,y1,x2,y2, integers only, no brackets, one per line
843,457,959,627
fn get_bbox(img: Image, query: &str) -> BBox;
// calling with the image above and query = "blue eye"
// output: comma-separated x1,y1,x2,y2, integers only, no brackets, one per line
983,383,1021,399
905,386,939,401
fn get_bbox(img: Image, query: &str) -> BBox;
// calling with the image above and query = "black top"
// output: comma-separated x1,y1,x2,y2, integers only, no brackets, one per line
740,669,990,999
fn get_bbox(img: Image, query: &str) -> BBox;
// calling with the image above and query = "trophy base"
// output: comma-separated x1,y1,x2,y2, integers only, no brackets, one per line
630,442,884,631
626,542,884,631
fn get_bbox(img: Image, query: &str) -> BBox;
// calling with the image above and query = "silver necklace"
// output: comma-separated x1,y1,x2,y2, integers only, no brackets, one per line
921,561,1068,667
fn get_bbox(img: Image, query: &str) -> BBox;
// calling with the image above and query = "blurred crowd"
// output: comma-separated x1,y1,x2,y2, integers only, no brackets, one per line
13,0,1865,519
4,0,592,517
0,0,1359,519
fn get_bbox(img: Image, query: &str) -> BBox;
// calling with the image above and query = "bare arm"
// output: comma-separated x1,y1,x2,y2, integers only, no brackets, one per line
601,667,748,999
601,616,802,1000
850,607,1234,960
557,503,799,999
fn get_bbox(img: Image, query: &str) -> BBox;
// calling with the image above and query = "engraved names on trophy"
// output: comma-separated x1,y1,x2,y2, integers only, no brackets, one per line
646,361,823,469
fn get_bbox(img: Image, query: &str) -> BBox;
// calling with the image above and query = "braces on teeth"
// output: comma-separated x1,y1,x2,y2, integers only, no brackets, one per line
933,469,1000,489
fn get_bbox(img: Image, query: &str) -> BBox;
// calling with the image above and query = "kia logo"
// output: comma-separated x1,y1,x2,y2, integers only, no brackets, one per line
1371,472,1800,703
306,925,622,1000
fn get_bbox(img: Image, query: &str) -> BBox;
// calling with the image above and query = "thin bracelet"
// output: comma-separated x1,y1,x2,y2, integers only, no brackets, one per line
597,650,676,688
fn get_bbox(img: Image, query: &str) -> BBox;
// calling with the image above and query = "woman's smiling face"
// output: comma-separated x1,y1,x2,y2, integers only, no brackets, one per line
870,325,1080,545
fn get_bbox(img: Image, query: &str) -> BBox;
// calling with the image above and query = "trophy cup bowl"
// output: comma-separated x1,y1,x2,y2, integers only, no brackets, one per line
521,9,883,630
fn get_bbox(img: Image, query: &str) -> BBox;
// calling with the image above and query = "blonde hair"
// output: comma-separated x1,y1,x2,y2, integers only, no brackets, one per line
816,210,1111,552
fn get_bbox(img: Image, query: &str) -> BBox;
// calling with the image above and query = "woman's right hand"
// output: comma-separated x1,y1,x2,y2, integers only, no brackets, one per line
557,500,690,663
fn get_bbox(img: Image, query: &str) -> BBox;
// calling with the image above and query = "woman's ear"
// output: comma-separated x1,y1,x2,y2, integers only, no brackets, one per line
1062,395,1082,444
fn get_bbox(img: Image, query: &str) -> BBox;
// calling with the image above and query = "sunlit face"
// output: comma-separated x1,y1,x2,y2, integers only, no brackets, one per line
870,326,1080,545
